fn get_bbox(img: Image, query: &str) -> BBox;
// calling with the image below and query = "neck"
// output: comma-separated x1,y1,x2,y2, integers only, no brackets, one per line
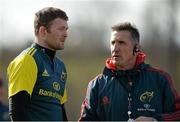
34,38,55,51
116,55,137,70
35,43,56,61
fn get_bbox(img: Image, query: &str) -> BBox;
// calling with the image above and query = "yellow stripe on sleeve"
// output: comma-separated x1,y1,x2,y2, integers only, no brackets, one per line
61,88,67,104
7,52,38,97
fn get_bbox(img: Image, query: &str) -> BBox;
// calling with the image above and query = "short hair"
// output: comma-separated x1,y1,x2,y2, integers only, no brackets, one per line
111,22,140,44
34,7,68,36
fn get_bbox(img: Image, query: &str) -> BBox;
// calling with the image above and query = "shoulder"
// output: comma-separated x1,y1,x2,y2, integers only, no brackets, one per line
88,74,106,89
88,66,114,87
145,66,173,84
54,57,66,68
8,47,37,71
10,47,36,62
90,74,103,81
146,66,171,77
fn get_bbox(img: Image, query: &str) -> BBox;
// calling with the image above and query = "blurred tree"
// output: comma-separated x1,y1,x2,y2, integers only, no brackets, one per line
166,0,180,81
143,0,180,92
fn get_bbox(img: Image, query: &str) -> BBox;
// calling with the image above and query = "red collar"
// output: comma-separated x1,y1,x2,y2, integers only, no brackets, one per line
106,52,146,70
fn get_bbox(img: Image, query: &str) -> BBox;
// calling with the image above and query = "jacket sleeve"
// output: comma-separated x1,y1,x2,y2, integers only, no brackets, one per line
79,78,99,121
154,72,180,121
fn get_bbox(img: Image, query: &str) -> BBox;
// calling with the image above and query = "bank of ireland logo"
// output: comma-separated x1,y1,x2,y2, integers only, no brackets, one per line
144,103,151,109
140,91,154,102
53,82,60,91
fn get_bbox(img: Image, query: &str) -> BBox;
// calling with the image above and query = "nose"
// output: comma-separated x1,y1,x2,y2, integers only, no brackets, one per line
64,30,68,37
112,42,119,52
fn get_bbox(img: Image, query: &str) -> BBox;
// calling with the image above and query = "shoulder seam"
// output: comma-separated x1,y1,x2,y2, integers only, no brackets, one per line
27,48,37,56
88,74,103,83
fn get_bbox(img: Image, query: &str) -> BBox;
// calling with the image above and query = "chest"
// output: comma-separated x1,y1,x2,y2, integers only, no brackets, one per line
33,55,67,99
97,75,163,120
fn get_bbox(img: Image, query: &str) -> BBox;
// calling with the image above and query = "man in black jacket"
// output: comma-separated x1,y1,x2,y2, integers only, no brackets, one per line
79,22,180,121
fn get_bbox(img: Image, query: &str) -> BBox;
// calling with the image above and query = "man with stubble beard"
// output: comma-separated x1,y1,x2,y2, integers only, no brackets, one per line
7,7,69,121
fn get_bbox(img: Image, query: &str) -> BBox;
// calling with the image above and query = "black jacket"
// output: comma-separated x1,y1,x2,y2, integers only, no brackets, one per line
79,53,180,121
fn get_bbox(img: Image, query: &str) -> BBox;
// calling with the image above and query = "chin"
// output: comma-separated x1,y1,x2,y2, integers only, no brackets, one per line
54,45,64,50
58,46,64,50
112,60,118,65
113,60,123,66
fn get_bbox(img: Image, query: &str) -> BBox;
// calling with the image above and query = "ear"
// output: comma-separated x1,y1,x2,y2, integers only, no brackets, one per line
136,44,141,51
38,26,47,38
133,43,141,54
